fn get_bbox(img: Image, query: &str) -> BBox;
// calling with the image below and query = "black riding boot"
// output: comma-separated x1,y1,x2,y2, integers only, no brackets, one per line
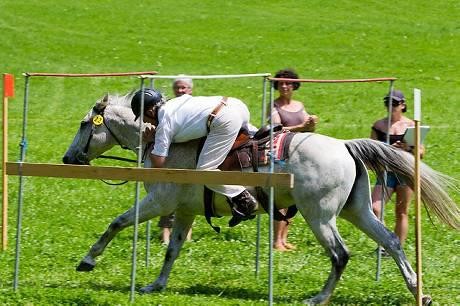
228,190,257,227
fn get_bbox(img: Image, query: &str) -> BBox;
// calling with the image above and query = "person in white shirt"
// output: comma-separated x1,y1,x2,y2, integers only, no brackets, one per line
172,76,193,97
131,88,258,227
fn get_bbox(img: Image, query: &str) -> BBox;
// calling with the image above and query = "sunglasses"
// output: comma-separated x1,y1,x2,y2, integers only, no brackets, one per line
384,99,403,107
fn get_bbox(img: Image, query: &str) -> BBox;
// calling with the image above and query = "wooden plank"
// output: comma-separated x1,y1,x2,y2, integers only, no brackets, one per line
5,162,293,188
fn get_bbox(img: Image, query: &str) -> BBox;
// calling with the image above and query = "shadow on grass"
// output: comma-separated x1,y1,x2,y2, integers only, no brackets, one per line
180,283,270,300
43,280,131,294
42,281,414,305
159,284,413,305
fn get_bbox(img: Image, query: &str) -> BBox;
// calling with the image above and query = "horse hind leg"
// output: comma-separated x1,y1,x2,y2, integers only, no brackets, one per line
339,161,424,302
300,216,350,305
77,193,165,272
140,211,195,293
341,206,421,298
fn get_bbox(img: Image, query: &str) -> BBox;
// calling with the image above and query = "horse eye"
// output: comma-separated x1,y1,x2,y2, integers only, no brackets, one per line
80,120,90,128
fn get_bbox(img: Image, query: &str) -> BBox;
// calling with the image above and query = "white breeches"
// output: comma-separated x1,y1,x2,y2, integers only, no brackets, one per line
196,99,249,198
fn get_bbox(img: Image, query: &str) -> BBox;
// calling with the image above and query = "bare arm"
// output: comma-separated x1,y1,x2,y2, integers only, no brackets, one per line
283,114,319,132
150,154,167,168
271,112,282,125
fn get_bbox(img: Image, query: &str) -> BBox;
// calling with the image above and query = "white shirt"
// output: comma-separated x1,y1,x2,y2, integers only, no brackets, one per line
152,95,224,157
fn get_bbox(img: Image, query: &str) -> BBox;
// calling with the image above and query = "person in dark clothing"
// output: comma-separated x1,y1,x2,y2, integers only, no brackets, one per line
370,89,425,249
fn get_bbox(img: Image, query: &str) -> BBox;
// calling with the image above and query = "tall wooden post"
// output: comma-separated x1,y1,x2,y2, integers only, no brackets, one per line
2,73,14,251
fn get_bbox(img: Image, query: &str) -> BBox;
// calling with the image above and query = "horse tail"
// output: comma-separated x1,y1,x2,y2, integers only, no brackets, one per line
344,138,460,230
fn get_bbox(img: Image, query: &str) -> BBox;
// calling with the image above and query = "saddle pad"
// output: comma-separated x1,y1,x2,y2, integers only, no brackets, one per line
271,132,291,161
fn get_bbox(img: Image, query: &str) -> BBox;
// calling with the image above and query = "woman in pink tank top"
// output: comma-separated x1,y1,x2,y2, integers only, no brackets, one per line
269,68,319,251
270,69,318,132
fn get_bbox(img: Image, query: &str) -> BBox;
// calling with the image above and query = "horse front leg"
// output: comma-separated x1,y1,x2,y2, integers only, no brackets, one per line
140,211,195,293
77,193,164,272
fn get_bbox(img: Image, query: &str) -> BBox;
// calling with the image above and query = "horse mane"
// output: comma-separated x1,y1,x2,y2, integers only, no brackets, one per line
93,90,136,112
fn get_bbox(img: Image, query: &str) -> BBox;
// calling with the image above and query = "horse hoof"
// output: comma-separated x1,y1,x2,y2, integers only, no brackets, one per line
139,283,165,294
303,295,329,305
76,256,96,272
422,295,432,306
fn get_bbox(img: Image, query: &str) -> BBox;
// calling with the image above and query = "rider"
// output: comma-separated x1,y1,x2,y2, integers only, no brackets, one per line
131,88,258,227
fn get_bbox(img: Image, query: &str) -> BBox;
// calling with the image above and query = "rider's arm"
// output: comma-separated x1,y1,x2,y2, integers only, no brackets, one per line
150,154,166,168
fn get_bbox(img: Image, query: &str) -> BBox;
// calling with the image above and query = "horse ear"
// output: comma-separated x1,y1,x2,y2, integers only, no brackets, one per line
93,93,109,113
101,93,109,106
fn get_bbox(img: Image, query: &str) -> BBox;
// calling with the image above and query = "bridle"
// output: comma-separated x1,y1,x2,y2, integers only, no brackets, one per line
80,106,134,160
79,105,139,185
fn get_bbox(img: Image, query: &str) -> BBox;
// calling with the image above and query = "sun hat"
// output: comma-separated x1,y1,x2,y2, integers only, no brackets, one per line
384,89,405,102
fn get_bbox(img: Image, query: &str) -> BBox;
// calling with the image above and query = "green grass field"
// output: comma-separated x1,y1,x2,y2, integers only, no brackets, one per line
1,1,459,305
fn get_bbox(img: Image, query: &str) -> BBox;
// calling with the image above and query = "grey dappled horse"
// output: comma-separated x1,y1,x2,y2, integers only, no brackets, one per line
63,93,460,305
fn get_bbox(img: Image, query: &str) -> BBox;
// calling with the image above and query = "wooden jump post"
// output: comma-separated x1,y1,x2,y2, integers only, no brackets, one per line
2,73,14,251
413,88,423,306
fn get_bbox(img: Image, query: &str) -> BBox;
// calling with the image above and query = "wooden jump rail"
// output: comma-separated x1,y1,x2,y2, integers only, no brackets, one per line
5,162,294,188
268,77,397,83
23,71,158,77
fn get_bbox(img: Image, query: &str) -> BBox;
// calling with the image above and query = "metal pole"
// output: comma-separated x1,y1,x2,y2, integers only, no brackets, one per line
268,81,275,306
13,75,30,290
376,81,394,281
145,77,155,268
255,77,268,277
129,79,145,302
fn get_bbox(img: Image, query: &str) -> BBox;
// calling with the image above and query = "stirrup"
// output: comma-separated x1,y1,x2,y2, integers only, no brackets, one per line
228,214,255,227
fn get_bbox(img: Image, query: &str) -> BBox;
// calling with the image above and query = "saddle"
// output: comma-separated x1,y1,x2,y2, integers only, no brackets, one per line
202,124,298,232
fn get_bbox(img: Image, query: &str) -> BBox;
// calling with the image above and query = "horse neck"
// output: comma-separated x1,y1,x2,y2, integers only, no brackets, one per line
105,104,143,153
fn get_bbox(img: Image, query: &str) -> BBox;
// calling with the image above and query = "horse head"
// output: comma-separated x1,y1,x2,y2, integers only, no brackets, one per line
63,92,142,164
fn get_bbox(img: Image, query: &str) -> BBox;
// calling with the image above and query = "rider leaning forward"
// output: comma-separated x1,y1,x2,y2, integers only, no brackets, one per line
130,88,258,227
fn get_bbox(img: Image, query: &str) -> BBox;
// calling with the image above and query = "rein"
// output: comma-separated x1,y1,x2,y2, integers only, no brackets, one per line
96,155,138,163
96,155,137,186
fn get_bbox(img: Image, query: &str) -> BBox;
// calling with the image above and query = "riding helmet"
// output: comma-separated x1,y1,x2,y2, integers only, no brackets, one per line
131,88,164,120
